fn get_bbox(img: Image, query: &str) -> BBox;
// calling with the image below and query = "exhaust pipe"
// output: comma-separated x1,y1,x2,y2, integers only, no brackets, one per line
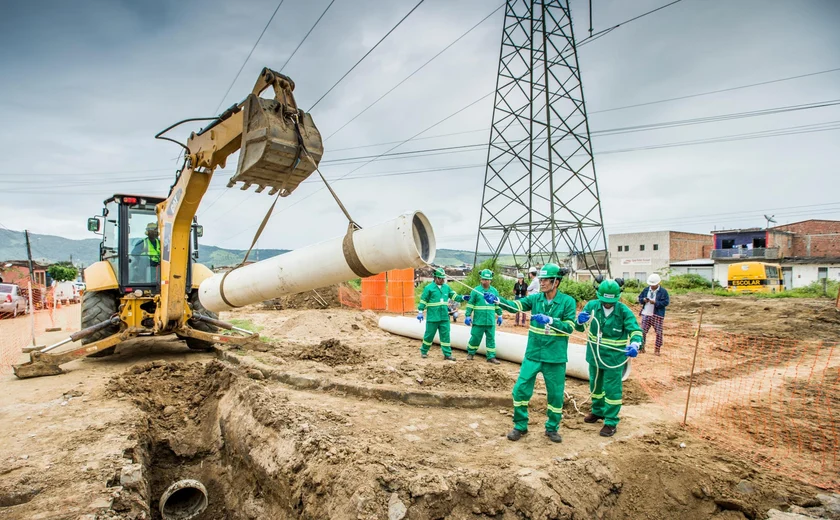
199,211,435,313
159,479,208,520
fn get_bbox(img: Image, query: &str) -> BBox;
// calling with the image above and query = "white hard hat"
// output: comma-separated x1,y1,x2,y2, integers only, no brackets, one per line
529,266,538,274
647,273,661,286
517,272,524,278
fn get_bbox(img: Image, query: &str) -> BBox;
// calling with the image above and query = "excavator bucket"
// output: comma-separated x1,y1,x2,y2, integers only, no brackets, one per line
230,94,324,196
13,354,64,379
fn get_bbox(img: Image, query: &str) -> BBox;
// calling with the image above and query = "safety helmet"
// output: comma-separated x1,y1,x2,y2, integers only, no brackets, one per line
434,268,446,279
538,263,565,280
517,273,524,279
647,273,661,286
146,222,158,232
480,269,493,280
597,279,621,304
529,266,538,274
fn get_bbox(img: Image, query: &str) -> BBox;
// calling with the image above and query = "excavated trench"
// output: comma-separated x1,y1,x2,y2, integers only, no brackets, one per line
103,359,826,520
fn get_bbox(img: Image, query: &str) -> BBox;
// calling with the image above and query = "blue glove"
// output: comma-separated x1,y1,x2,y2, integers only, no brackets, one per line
625,343,640,358
496,316,503,326
465,317,472,326
532,314,553,326
461,292,471,302
416,312,424,323
576,311,591,325
484,292,499,305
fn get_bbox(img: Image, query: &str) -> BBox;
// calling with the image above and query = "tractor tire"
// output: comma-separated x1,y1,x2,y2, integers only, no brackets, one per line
81,290,120,358
179,291,219,351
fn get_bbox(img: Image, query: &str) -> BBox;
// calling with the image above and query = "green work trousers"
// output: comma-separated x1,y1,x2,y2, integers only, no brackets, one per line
466,325,496,359
588,364,624,427
512,359,566,432
420,320,452,356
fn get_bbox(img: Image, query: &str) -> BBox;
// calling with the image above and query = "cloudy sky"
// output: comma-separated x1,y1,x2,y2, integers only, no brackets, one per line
1,0,838,254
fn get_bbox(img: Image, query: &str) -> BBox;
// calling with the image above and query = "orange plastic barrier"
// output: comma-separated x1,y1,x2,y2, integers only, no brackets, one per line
385,268,415,314
360,273,386,310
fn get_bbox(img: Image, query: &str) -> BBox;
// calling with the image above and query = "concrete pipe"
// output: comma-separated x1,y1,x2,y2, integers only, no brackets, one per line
378,316,631,382
159,479,208,520
199,211,435,313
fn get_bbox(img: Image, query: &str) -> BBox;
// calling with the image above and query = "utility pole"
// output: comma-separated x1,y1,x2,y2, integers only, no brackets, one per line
24,230,35,280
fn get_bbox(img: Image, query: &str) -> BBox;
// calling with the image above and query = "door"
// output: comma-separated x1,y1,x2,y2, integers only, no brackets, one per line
782,267,792,289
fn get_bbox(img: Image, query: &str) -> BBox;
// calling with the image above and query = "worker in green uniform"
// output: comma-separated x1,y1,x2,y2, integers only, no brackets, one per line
417,268,466,361
484,263,576,443
574,279,643,437
463,268,503,365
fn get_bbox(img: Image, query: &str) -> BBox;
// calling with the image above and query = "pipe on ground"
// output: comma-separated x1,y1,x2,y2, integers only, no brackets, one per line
378,316,631,382
159,479,208,520
199,211,435,313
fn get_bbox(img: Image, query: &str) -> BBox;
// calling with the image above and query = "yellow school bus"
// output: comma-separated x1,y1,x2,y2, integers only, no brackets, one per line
727,262,785,293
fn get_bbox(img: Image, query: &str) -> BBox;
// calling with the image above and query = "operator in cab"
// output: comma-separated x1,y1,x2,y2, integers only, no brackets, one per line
133,222,161,267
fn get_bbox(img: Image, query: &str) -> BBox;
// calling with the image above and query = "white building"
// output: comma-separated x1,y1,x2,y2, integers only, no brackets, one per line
609,231,712,282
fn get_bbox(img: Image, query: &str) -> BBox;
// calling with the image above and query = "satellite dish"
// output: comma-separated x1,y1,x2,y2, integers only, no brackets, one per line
764,214,777,229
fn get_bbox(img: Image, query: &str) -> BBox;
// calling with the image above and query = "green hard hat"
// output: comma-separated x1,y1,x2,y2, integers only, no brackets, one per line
434,268,446,278
538,263,565,279
480,269,493,280
597,279,621,304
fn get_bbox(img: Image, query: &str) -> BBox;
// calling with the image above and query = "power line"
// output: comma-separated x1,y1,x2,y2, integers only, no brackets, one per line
324,3,504,141
308,0,426,111
213,0,287,114
591,66,840,115
577,0,686,47
279,0,337,72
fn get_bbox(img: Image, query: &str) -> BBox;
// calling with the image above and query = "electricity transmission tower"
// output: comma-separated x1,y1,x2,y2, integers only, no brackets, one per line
474,0,608,276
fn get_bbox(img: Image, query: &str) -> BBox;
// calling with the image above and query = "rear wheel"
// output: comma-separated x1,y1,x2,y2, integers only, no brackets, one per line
179,291,219,350
81,290,120,358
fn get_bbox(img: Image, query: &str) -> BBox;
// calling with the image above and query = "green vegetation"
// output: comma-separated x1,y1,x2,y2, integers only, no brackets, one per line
47,261,78,282
457,259,515,299
754,280,839,299
347,278,362,290
229,318,263,333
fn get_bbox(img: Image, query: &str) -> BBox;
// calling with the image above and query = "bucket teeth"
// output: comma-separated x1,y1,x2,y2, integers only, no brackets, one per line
13,361,64,379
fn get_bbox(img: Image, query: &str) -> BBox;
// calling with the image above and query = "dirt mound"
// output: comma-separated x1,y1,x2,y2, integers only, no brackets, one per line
421,362,515,391
669,293,840,341
261,284,344,310
294,338,368,367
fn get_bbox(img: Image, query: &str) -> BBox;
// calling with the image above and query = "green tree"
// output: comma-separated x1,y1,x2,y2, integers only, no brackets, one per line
458,259,515,298
48,261,78,283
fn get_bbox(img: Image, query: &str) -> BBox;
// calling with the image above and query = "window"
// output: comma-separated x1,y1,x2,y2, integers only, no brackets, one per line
765,265,779,279
622,272,630,279
722,239,735,249
623,245,629,252
818,267,828,281
634,272,647,282
127,207,160,285
617,245,622,253
640,245,645,251
653,244,659,251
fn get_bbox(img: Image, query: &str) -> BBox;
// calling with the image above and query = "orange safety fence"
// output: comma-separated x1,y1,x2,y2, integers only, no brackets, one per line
0,276,81,375
626,312,839,491
357,270,417,314
360,273,386,310
338,284,362,309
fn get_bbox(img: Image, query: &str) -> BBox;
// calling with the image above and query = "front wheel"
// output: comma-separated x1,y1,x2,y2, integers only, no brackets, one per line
178,291,220,350
81,290,120,357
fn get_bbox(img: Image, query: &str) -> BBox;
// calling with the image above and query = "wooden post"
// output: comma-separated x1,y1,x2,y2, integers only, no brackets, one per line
683,308,704,426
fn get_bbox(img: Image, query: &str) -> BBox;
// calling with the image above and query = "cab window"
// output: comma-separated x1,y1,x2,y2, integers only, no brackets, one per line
128,207,160,284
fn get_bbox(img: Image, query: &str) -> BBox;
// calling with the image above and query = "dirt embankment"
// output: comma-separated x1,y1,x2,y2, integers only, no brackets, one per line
667,293,840,342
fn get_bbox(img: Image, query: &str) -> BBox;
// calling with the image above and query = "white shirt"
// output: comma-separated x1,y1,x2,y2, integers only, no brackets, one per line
603,306,614,317
527,276,540,296
642,288,657,316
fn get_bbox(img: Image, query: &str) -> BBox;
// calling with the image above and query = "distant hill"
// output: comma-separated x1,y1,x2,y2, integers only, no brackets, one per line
0,228,492,269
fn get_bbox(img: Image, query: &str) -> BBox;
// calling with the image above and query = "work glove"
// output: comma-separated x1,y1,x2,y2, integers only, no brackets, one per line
416,312,424,323
465,317,472,326
576,311,591,324
625,342,640,358
532,314,553,326
496,316,503,326
484,292,499,305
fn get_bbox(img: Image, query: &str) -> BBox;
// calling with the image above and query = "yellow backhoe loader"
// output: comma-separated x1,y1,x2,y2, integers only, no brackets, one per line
14,67,324,378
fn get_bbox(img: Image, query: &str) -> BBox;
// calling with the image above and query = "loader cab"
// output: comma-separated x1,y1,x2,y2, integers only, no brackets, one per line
88,194,202,295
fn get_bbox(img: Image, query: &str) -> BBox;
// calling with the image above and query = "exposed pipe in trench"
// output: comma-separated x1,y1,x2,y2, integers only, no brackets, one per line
159,479,208,520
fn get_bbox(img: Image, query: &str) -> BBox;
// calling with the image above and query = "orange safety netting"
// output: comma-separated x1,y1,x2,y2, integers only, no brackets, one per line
356,270,416,314
0,277,81,374
628,313,838,491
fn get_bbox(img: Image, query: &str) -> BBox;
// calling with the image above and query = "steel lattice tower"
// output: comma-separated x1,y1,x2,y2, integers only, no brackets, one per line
474,0,608,276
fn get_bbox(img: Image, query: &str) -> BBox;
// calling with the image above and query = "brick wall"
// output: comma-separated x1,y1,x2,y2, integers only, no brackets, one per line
669,232,714,261
772,220,840,257
767,231,794,257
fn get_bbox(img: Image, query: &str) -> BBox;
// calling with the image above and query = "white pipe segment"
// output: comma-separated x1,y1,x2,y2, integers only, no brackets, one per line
378,316,631,382
199,212,435,313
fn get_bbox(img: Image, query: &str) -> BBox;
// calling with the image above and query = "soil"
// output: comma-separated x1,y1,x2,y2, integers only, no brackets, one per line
261,283,345,310
667,293,840,341
1,297,837,519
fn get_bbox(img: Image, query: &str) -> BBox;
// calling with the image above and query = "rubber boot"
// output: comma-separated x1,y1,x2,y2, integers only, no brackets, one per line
443,355,456,362
507,429,527,441
599,425,617,437
486,358,500,365
584,413,603,424
545,430,562,443
466,354,474,360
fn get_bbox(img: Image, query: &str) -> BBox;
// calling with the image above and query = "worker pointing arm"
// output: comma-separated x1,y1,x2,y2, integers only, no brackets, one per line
483,263,576,443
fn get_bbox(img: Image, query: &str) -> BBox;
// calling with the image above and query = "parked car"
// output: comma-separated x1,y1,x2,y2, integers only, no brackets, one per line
0,283,29,317
73,281,86,297
54,281,81,305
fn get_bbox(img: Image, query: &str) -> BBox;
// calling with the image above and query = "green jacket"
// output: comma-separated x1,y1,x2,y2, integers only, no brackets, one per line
574,300,643,369
464,285,502,326
497,292,576,363
418,283,463,322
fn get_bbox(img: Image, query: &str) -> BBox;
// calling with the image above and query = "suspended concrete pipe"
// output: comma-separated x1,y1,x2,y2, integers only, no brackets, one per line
159,479,208,520
200,211,435,313
378,316,631,382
